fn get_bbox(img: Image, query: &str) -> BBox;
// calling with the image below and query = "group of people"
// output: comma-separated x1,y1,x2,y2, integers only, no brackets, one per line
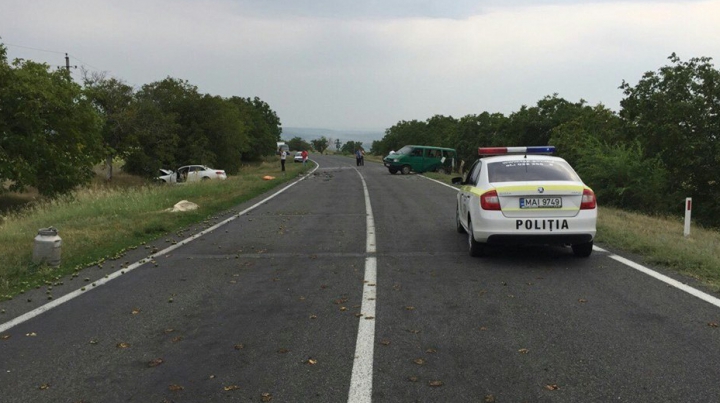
355,149,365,166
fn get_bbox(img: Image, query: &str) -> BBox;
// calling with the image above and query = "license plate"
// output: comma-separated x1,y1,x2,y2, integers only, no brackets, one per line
520,197,562,209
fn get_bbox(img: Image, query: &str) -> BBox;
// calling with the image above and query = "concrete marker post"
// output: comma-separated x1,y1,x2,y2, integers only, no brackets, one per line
684,197,692,237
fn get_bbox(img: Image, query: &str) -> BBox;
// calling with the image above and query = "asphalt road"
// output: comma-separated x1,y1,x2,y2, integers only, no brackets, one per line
1,154,720,403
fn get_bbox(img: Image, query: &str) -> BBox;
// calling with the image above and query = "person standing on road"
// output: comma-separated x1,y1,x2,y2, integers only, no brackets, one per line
280,149,288,173
355,149,362,166
301,149,308,166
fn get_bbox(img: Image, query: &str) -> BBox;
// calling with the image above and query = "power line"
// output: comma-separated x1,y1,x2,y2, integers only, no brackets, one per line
4,42,66,55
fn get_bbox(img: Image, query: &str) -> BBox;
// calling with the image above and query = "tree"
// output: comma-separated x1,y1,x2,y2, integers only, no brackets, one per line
620,53,720,225
341,141,363,154
0,43,104,196
311,136,329,154
82,72,138,181
287,136,311,152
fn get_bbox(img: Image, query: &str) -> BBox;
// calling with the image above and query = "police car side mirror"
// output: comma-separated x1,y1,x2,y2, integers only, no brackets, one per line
451,177,463,185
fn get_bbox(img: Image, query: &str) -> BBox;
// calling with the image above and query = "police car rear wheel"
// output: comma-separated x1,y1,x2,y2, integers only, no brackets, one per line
467,219,484,257
456,205,465,234
571,241,593,257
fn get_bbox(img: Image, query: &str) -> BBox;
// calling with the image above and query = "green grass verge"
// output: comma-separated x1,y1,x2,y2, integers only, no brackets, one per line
0,160,309,299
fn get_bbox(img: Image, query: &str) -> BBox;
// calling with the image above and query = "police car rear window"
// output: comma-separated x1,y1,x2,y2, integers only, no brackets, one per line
487,160,580,182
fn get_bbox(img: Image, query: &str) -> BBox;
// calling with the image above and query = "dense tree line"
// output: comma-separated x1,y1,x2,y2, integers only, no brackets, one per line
371,54,720,228
0,42,282,196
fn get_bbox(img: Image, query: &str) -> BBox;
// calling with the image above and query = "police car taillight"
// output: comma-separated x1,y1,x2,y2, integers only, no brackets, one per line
478,146,556,155
580,189,596,210
481,190,501,210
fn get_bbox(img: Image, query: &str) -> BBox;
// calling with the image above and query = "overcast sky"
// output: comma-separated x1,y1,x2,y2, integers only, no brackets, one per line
2,0,719,131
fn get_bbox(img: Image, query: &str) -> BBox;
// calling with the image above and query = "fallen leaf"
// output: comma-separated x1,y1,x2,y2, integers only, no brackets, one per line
1,334,10,340
172,336,183,343
405,306,415,311
485,395,496,402
340,306,347,311
224,385,240,391
309,315,318,320
428,380,444,387
479,327,488,331
380,340,391,346
578,298,588,303
234,343,245,350
426,348,437,354
131,308,141,315
261,392,273,402
545,384,560,391
148,358,164,367
89,339,98,345
307,358,318,365
408,329,420,334
413,358,425,365
26,332,37,337
299,296,306,301
708,322,719,328
116,342,130,348
277,348,289,354
168,384,184,391
164,328,175,334
408,376,419,382
38,383,50,390
518,348,529,354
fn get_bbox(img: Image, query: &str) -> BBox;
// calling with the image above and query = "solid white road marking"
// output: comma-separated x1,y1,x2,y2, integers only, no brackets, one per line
348,168,377,403
594,246,720,309
0,164,320,334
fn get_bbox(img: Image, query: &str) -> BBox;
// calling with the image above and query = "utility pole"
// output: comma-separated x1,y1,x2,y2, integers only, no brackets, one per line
60,53,77,73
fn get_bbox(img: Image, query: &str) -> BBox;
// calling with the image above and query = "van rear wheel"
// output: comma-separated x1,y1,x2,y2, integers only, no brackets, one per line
389,168,398,174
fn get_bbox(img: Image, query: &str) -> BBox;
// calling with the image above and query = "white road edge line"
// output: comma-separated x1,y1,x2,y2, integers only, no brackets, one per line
348,168,377,403
593,246,720,309
422,175,720,310
0,164,320,334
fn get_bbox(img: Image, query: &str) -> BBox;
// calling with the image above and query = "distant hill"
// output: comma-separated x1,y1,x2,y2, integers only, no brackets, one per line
281,127,384,150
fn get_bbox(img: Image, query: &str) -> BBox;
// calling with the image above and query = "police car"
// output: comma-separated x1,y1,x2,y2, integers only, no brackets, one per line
452,146,597,257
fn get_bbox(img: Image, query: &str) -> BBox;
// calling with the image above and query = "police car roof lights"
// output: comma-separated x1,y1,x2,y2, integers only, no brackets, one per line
478,146,556,156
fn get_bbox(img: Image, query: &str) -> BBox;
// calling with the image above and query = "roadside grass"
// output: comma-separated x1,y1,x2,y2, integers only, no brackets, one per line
0,159,308,298
424,171,720,292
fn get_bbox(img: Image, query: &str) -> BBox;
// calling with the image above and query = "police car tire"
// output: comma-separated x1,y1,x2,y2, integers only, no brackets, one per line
401,165,411,175
467,219,484,257
456,206,466,234
571,241,593,257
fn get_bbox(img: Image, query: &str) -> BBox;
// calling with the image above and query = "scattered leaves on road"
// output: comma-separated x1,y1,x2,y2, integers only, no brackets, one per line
306,358,318,365
426,348,437,354
148,358,164,367
172,336,183,343
413,358,425,365
261,392,273,402
234,344,245,350
116,342,130,348
168,384,184,391
26,332,37,337
224,385,240,391
380,339,391,346
1,334,10,340
131,308,141,315
485,395,496,402
518,348,530,354
708,322,719,328
38,383,50,390
545,384,560,391
578,298,588,303
310,315,318,320
408,376,419,382
277,348,289,354
428,380,444,387
405,306,415,311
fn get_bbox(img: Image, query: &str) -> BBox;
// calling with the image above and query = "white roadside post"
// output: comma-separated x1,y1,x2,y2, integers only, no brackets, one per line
684,197,692,237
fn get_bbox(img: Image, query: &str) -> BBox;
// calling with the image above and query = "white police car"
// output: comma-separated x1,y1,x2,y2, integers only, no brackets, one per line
452,146,597,257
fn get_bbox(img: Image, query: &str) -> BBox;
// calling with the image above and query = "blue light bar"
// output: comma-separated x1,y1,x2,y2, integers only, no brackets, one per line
478,146,556,155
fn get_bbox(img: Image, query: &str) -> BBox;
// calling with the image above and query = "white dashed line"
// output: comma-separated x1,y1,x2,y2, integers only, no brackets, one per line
347,168,378,403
